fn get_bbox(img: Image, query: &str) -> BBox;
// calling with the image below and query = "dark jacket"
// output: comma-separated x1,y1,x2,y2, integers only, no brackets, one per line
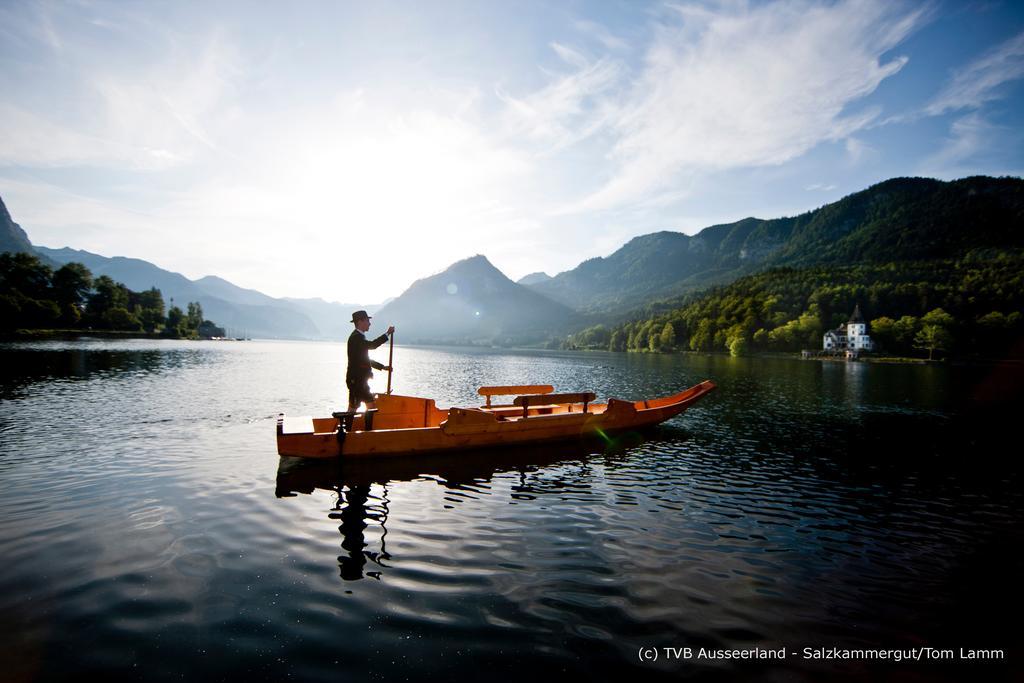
347,329,389,381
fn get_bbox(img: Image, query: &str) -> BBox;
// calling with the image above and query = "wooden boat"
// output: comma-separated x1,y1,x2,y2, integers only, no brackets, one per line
276,380,715,459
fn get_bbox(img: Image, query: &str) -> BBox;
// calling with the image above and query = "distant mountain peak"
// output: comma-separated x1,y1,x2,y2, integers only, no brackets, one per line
374,253,576,343
517,271,552,286
447,253,499,272
195,274,232,285
0,195,38,257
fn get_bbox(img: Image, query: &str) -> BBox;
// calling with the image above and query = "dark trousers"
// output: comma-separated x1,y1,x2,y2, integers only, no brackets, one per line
346,375,374,410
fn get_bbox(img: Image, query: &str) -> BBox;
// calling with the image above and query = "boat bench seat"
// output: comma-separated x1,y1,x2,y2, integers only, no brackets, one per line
512,391,597,418
478,384,554,408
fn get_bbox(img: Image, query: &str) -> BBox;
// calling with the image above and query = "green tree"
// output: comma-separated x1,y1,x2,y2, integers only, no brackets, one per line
137,288,165,332
869,316,896,351
658,322,676,352
609,329,625,352
914,324,952,360
892,316,919,351
87,276,130,326
921,307,954,329
724,323,746,351
977,311,1008,329
690,318,713,351
713,327,727,350
51,262,92,307
729,336,748,357
796,306,824,347
51,262,93,326
0,293,23,330
0,253,59,329
752,328,768,349
186,301,204,332
632,320,653,351
914,308,955,359
165,305,186,338
767,319,798,349
102,307,143,331
198,320,226,338
0,252,52,300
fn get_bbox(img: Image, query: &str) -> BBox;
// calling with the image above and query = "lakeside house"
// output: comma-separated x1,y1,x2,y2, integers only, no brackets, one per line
822,304,874,356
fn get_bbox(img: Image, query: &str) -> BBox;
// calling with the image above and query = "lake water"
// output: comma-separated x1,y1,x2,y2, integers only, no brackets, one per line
1,339,1021,681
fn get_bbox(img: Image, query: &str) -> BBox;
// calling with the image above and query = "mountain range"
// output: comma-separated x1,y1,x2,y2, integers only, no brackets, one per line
523,176,1024,314
4,175,1022,342
373,255,578,344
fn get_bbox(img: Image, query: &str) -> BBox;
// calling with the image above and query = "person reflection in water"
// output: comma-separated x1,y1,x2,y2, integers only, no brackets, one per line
335,483,391,581
337,484,371,581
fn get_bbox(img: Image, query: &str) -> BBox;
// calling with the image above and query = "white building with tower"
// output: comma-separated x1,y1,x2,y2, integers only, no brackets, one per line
823,304,874,354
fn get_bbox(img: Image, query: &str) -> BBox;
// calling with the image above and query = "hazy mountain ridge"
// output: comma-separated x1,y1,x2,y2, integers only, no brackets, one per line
516,271,552,286
282,297,382,339
31,245,377,339
6,175,1021,343
34,246,322,338
0,195,381,339
373,255,578,344
526,224,788,313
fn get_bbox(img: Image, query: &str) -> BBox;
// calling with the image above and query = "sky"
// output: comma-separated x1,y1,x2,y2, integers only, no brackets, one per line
1,0,1023,304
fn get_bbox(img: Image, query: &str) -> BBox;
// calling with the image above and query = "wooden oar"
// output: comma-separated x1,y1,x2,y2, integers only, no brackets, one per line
386,329,394,395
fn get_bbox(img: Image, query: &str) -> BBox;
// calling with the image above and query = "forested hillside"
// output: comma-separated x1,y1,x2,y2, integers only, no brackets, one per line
567,249,1024,359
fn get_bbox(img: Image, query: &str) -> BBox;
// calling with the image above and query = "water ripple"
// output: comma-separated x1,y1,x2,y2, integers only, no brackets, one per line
2,342,1022,680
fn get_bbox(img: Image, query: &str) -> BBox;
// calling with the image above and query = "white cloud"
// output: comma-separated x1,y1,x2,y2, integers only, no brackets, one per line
917,32,1024,178
569,0,926,212
550,42,590,69
3,179,164,256
572,19,630,52
0,103,164,169
926,31,1024,115
7,0,1016,304
98,88,536,301
919,112,998,177
497,46,624,150
92,34,239,159
844,136,876,164
0,14,239,171
0,2,66,55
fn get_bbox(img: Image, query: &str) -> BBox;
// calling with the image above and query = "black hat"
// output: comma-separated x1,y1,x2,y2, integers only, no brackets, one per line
350,310,371,323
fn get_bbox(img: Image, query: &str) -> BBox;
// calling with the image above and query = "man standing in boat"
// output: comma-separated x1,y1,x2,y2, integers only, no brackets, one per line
347,310,394,411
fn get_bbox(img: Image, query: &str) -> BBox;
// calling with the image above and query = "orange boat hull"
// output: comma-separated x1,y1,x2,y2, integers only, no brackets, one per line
276,380,715,459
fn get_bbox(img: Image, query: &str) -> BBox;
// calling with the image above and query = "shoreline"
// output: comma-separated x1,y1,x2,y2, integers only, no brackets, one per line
543,345,1023,366
0,329,218,342
4,332,1022,366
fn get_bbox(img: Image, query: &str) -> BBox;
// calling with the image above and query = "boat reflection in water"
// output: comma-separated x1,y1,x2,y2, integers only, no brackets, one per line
274,433,652,582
